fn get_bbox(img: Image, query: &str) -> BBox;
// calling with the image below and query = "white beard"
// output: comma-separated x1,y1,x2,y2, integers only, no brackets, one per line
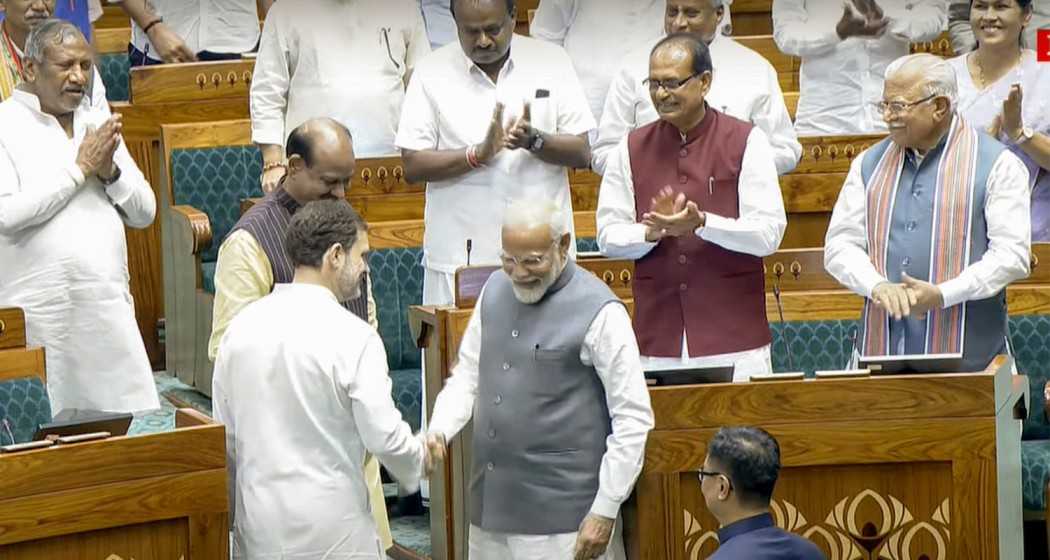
511,257,565,304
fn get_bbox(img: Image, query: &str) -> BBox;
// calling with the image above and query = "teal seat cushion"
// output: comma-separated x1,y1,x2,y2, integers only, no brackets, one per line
1009,315,1050,438
771,320,857,375
1023,440,1050,511
97,53,130,102
0,377,52,444
201,261,217,295
170,146,263,263
389,368,422,433
368,247,424,371
577,237,599,253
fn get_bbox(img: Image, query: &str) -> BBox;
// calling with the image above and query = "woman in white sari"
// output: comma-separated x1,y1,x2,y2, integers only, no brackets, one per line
948,0,1050,240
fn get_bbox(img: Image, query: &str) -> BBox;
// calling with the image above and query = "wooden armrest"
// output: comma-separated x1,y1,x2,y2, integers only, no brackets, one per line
170,205,213,255
175,408,215,428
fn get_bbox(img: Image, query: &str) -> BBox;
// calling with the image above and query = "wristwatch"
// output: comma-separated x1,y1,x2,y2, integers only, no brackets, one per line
99,165,122,186
1013,126,1035,145
527,129,545,153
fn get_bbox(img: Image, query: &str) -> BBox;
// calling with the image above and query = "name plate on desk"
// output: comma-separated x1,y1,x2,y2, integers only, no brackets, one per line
859,353,965,375
749,372,805,382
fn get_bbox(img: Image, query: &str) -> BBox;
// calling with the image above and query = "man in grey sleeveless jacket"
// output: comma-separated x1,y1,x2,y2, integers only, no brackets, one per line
426,197,655,559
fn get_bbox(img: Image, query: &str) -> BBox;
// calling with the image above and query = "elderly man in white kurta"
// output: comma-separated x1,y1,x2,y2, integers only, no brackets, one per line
593,0,801,176
426,198,654,559
252,0,430,191
213,199,427,559
0,20,158,413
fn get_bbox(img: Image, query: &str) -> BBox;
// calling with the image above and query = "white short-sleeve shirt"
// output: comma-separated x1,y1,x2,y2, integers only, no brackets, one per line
121,0,262,55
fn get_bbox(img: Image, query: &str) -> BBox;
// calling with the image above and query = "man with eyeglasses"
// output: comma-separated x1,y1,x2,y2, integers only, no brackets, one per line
699,427,825,559
593,0,799,175
424,198,654,559
596,33,786,382
825,54,1030,372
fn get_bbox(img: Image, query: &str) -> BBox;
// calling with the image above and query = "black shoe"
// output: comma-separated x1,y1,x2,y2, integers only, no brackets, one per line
387,491,424,517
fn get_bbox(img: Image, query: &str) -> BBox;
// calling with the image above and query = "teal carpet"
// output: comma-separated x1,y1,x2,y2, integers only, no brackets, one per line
135,372,432,558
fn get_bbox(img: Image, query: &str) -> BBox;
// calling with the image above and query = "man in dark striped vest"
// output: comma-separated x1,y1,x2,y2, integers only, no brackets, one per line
825,54,1031,372
207,117,391,548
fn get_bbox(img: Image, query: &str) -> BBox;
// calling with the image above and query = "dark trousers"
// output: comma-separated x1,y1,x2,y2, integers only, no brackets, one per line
127,43,247,68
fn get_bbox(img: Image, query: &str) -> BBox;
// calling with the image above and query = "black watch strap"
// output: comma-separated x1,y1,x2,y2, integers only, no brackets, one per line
100,165,122,186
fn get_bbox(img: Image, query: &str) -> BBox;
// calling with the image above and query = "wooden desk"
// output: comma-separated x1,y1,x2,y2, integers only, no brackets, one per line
410,257,1035,559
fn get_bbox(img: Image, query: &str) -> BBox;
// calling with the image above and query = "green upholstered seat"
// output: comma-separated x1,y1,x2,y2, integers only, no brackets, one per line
0,377,52,444
97,53,130,102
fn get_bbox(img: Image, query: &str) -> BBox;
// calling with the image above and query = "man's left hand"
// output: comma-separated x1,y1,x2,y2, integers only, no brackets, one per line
504,102,534,150
642,201,705,238
901,273,944,317
573,513,614,560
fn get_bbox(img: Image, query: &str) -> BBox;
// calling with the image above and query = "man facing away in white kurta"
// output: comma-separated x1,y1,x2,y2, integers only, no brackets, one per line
212,199,428,560
0,20,159,414
592,0,801,176
424,198,655,560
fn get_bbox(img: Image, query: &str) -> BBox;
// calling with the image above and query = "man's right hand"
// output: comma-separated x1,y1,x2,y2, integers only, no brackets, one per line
836,0,888,40
260,165,286,193
871,281,915,321
146,22,198,64
475,102,505,164
76,117,122,179
422,432,447,477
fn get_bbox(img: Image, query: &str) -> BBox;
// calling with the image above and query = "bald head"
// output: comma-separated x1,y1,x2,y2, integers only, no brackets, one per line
283,118,356,204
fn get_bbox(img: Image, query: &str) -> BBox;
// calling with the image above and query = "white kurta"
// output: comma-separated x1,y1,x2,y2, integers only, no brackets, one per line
428,285,654,552
596,127,786,379
529,0,665,125
772,0,946,136
395,35,595,275
593,33,801,176
118,0,261,55
213,283,425,560
824,137,1031,306
0,87,158,414
251,0,430,157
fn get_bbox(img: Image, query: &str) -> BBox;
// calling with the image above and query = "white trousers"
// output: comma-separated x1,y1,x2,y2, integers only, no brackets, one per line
468,519,625,560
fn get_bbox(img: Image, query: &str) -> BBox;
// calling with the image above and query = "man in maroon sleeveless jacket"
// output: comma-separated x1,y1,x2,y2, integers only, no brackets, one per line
596,33,786,381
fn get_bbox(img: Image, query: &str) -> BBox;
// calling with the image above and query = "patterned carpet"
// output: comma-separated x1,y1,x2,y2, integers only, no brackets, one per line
137,372,433,558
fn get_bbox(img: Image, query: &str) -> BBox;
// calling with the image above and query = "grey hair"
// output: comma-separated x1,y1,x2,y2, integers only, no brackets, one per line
24,19,85,64
885,53,958,108
502,197,570,240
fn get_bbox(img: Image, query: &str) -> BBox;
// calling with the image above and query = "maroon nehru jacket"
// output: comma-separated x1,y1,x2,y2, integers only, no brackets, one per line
628,107,771,358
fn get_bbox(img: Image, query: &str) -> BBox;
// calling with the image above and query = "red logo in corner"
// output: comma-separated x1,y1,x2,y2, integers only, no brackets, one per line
1039,30,1050,62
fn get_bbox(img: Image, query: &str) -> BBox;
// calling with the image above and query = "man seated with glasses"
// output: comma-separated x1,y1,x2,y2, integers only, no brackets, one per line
423,197,654,560
825,54,1030,372
699,427,824,559
596,33,786,382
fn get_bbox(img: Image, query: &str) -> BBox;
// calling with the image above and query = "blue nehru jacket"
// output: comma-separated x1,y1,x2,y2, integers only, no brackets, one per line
711,513,826,560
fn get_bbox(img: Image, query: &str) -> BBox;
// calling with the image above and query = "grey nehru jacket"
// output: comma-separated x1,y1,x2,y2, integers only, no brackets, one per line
473,261,623,534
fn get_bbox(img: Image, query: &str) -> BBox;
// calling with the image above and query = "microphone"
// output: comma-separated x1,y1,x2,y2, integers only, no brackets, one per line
772,265,796,372
466,239,473,267
844,325,859,370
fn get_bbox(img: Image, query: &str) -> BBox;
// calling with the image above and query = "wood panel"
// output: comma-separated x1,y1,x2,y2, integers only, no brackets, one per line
0,348,46,384
95,5,131,30
130,60,256,104
0,308,26,350
93,27,130,54
0,518,188,560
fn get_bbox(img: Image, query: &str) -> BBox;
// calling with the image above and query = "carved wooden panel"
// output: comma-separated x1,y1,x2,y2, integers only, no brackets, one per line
130,60,255,105
0,308,26,350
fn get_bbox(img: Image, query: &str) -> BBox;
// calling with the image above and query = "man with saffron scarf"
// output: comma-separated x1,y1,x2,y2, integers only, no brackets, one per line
825,54,1031,372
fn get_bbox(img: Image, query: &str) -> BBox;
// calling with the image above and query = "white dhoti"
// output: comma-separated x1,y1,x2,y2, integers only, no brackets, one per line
468,517,625,560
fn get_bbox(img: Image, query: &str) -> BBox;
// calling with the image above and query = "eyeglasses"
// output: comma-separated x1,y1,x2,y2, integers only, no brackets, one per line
698,469,732,489
643,73,700,92
499,242,558,270
872,94,937,115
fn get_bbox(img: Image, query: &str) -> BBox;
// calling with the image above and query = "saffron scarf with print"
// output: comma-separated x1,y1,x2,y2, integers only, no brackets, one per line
862,116,980,356
0,25,23,101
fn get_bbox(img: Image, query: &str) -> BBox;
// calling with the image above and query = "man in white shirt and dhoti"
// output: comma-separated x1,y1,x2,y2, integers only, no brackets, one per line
0,20,159,413
597,33,786,381
425,198,654,560
213,199,428,560
825,54,1031,371
772,0,946,136
252,0,430,191
115,0,268,66
593,0,800,176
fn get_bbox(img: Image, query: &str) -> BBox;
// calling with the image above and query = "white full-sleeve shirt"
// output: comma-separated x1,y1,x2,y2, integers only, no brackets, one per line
595,126,786,373
0,85,159,414
395,35,595,273
594,33,801,176
824,141,1031,308
213,283,425,560
251,0,430,157
772,0,946,136
529,0,665,125
119,0,262,56
428,285,654,521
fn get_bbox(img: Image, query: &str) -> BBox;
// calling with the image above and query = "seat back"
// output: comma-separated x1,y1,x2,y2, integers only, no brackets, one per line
0,309,51,445
94,27,131,102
